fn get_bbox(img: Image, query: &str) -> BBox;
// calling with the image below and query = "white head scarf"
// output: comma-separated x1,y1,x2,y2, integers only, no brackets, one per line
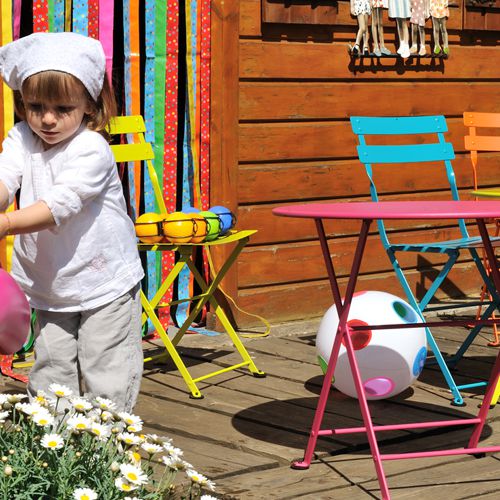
0,32,106,101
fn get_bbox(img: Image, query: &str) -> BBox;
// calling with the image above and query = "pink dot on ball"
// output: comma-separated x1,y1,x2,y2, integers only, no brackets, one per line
363,377,395,397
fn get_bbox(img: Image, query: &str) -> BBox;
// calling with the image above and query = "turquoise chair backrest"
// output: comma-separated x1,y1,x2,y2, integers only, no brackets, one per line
350,115,467,247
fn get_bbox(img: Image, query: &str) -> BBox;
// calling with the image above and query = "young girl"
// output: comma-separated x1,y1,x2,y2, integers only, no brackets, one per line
0,32,144,411
430,0,449,56
350,0,371,56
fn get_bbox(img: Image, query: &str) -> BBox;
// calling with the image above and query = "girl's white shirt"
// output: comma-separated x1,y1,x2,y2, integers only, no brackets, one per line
0,121,144,312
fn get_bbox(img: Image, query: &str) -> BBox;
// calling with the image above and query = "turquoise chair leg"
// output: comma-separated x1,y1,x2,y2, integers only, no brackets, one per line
418,252,459,310
448,247,500,364
386,248,465,406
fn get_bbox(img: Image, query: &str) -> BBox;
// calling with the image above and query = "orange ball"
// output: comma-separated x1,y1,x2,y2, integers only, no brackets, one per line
189,213,209,244
162,212,196,244
135,212,164,243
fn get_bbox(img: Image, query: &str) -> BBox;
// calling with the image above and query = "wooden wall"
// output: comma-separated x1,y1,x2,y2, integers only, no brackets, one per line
211,0,500,327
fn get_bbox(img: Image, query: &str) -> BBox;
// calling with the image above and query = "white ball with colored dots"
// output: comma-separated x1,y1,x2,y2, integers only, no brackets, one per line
316,291,427,400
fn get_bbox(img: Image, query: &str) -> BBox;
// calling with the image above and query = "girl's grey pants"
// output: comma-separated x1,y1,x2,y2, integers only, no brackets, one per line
27,284,143,412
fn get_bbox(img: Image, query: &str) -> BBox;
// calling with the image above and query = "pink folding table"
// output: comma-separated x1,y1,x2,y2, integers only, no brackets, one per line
273,200,500,500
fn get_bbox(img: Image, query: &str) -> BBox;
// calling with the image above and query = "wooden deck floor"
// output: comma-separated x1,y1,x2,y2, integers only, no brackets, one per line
3,317,500,499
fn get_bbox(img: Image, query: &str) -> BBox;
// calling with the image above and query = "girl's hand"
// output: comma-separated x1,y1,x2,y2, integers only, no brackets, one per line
0,214,10,239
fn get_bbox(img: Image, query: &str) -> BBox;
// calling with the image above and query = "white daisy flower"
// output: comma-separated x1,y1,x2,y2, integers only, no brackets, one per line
117,412,143,427
126,423,143,433
0,394,9,405
88,423,111,440
95,397,116,411
71,398,93,412
163,443,183,458
99,410,114,423
41,433,64,450
7,394,27,403
140,442,162,455
119,463,148,485
15,402,44,416
114,477,138,492
126,450,142,465
14,402,31,414
49,383,73,398
33,410,55,428
34,391,51,407
186,469,214,490
73,487,98,500
145,433,172,445
118,432,143,446
161,455,188,471
203,478,216,491
0,411,9,424
67,415,92,431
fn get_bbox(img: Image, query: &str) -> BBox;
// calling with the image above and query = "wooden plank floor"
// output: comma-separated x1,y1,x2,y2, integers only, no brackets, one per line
3,316,500,499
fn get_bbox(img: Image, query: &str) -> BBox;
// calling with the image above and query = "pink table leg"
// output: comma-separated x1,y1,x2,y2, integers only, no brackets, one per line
292,215,500,500
469,219,500,447
292,218,391,498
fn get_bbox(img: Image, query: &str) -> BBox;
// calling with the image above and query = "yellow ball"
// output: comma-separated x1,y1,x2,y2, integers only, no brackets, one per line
189,213,209,244
162,212,196,244
135,212,164,243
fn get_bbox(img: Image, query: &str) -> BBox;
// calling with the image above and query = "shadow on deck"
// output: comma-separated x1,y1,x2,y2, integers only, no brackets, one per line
3,316,500,499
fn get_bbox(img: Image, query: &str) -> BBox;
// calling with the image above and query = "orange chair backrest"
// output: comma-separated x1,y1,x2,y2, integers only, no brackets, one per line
463,112,500,190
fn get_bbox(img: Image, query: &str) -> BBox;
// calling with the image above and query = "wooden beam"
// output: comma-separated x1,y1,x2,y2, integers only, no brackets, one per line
210,0,241,325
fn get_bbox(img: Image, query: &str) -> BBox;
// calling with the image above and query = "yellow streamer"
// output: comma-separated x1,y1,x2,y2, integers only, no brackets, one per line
65,0,72,31
1,0,15,271
1,0,14,132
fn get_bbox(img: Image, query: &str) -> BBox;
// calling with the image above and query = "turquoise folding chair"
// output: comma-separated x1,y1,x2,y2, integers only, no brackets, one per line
350,115,500,406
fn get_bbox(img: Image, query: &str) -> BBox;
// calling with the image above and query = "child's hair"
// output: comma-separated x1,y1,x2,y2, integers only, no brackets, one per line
13,70,117,140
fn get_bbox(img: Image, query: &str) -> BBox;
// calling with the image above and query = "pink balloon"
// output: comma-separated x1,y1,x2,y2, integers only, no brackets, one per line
0,268,31,354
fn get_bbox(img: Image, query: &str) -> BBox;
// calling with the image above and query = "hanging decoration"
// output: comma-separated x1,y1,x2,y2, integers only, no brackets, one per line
0,0,211,334
0,0,14,272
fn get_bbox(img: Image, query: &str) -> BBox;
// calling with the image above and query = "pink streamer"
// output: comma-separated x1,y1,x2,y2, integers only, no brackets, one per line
99,0,114,83
13,0,22,40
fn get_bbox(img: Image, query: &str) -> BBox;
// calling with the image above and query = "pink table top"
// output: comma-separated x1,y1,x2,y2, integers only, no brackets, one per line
272,200,500,220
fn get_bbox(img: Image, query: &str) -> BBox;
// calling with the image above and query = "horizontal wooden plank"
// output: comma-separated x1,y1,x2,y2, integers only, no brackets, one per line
238,155,500,203
242,0,355,35
235,262,484,326
262,0,339,25
241,0,464,35
238,229,486,287
239,41,500,80
237,191,491,245
240,82,500,121
238,117,491,162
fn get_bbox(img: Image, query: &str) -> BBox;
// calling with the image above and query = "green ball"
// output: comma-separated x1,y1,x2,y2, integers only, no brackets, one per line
199,211,221,241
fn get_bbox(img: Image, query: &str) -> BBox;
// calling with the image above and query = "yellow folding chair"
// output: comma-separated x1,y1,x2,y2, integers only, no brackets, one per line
109,115,265,398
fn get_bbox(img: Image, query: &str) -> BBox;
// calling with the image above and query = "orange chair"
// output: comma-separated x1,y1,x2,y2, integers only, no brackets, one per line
464,112,500,346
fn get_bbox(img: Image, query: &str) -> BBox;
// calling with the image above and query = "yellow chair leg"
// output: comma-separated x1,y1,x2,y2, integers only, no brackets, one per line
490,378,500,407
187,257,265,378
141,234,266,398
141,289,203,399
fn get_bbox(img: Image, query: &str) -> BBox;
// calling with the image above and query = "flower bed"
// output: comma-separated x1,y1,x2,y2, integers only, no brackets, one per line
0,385,216,499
